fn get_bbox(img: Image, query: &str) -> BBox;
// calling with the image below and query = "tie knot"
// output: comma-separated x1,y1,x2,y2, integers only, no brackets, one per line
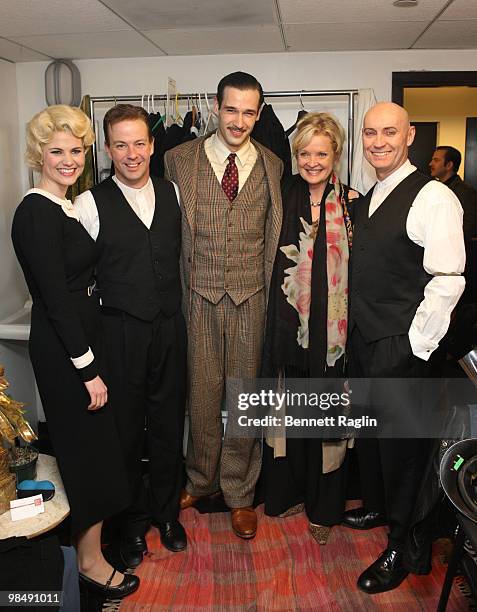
227,153,236,163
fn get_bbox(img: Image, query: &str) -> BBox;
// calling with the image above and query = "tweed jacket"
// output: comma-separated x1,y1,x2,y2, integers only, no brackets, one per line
164,135,283,323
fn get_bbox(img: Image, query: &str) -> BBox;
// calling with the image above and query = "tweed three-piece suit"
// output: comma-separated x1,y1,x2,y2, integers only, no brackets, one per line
165,135,282,507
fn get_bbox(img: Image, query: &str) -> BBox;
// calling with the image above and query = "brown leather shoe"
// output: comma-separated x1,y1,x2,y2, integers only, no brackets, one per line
179,489,200,510
231,507,257,539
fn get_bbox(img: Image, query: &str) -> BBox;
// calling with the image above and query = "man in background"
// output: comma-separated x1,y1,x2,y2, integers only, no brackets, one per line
430,145,477,302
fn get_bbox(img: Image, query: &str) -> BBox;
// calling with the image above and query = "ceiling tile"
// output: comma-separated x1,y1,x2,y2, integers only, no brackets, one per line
279,0,448,24
0,37,50,62
414,19,477,48
10,31,164,60
284,21,425,51
103,0,277,30
0,0,131,37
145,25,283,55
440,0,477,20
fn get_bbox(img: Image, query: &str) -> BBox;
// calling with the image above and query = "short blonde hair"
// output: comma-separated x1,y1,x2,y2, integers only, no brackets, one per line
25,104,95,170
292,112,345,163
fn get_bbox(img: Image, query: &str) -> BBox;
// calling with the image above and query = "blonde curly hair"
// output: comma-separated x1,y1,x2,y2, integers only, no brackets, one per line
25,105,95,170
292,112,345,163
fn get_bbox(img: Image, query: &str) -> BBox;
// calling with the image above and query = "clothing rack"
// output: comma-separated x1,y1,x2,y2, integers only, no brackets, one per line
89,89,359,184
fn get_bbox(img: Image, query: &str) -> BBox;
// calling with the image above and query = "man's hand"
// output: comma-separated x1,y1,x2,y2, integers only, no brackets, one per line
84,375,108,411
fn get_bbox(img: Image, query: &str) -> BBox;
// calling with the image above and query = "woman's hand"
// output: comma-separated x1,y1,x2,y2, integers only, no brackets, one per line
84,375,108,411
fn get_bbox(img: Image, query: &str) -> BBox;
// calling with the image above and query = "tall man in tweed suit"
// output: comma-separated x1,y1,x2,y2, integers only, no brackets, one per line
165,72,282,539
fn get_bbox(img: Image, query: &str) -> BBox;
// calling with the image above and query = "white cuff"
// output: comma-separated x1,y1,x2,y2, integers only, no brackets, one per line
408,329,435,362
71,348,94,369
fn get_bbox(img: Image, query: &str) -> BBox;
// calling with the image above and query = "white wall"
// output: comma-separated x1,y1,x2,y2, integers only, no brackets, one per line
15,48,477,192
0,59,26,319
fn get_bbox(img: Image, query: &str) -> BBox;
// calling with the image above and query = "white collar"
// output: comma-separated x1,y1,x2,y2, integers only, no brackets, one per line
375,159,416,191
26,188,78,220
112,175,152,198
210,132,253,167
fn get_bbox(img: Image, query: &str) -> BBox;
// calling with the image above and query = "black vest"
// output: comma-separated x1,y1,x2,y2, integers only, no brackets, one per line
92,176,181,321
350,170,432,342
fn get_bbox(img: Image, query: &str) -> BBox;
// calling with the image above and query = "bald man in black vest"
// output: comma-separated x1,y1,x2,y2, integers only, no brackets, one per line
343,102,465,594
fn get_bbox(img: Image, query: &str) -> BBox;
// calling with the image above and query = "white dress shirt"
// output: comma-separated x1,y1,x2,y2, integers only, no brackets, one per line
369,160,466,360
204,132,257,193
74,175,180,241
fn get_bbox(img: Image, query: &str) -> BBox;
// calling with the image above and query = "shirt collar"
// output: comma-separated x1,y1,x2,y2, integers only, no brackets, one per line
112,175,153,199
26,188,71,207
25,188,78,220
210,132,253,167
375,159,416,191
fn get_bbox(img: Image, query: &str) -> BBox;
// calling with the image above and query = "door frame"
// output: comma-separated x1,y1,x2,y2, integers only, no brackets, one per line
392,71,477,105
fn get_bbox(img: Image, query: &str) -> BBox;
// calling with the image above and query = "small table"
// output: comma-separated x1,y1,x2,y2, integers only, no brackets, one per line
0,454,70,539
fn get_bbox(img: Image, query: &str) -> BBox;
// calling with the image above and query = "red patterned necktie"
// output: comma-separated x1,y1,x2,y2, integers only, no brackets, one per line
221,153,239,202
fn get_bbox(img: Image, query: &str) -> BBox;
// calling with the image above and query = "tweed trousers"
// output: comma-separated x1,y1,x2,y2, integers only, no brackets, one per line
186,290,265,507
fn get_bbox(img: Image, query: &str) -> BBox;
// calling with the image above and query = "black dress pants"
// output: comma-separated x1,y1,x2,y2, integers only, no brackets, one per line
101,307,187,536
348,325,432,551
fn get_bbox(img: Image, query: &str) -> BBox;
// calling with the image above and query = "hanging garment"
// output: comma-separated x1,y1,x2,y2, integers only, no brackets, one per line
67,94,94,199
350,88,377,194
149,114,166,178
252,103,292,177
182,110,200,142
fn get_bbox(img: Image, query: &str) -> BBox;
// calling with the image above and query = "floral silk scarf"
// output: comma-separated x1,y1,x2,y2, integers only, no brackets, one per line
280,173,352,367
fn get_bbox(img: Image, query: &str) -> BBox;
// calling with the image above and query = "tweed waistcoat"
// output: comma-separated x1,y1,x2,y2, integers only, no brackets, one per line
192,144,270,305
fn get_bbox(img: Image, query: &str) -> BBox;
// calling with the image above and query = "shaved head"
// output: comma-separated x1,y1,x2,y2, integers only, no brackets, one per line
364,102,411,131
362,101,415,180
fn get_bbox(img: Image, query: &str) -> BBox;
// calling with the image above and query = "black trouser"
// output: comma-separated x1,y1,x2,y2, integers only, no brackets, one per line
348,325,431,552
101,307,187,536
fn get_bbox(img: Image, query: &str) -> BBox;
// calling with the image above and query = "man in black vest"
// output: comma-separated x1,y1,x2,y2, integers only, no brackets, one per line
343,102,465,593
75,105,187,568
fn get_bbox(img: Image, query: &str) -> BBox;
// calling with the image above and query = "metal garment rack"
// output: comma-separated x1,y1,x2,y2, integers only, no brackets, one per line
89,89,359,184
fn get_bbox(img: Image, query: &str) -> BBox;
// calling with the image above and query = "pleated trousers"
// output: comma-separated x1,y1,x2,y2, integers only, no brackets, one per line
185,290,264,508
101,307,187,535
348,325,432,551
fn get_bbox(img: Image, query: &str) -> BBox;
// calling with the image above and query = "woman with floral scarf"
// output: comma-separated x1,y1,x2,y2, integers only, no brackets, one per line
258,112,359,544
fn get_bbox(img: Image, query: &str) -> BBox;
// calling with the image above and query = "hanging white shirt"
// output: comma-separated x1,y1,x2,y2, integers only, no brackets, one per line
369,160,466,360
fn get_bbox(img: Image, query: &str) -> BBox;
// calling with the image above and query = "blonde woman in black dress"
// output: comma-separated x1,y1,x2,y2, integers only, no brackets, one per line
12,105,138,599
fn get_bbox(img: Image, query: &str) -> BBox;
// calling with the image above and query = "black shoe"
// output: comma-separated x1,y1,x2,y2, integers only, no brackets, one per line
357,549,409,594
119,535,147,569
157,520,187,552
79,568,140,599
342,508,386,530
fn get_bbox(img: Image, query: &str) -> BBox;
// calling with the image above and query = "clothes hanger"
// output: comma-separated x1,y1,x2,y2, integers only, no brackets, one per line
203,93,215,134
174,92,183,126
285,92,308,137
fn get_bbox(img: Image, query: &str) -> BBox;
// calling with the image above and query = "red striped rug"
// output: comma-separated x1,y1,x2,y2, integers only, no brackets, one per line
120,505,468,611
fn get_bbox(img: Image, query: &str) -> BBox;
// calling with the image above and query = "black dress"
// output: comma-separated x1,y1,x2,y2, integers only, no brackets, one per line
11,191,130,534
256,176,354,526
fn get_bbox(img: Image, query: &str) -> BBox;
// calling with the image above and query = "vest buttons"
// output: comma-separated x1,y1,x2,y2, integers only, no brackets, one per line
154,259,159,265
